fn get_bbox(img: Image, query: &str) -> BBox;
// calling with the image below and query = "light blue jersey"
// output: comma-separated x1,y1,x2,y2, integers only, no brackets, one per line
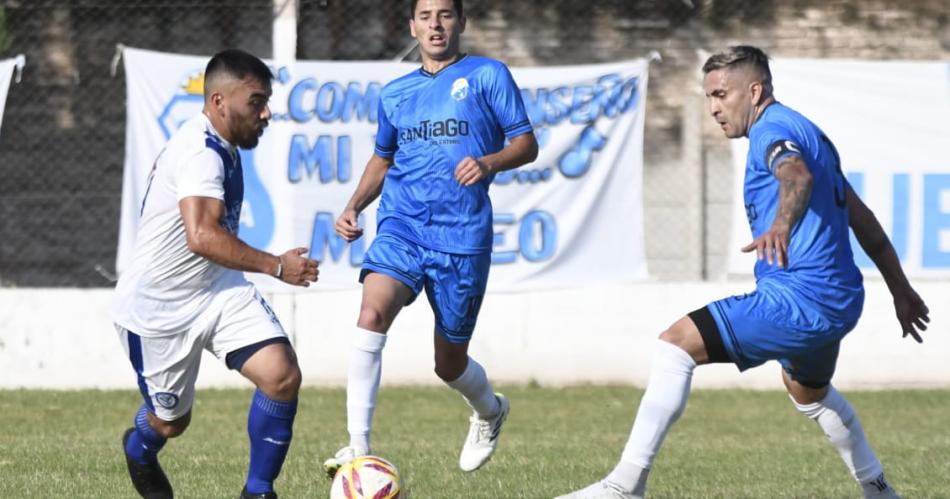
743,102,863,325
373,54,534,254
700,103,866,384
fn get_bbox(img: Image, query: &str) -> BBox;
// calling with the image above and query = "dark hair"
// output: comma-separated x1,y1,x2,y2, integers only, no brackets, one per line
702,45,773,95
204,49,273,95
410,0,463,19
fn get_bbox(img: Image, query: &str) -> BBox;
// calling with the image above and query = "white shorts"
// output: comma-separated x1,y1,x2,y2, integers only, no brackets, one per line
116,284,286,421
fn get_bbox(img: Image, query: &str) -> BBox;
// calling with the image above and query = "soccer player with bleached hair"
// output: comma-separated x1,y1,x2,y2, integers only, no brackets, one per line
558,45,929,499
324,0,538,476
113,49,319,499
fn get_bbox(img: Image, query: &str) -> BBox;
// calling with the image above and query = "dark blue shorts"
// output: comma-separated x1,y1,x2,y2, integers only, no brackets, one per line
361,232,490,344
692,281,861,388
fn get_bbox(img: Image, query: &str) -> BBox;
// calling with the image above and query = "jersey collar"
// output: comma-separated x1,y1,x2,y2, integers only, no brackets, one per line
419,53,468,78
200,113,237,154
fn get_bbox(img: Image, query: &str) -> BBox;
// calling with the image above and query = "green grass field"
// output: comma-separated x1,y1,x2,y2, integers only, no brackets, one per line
1,385,948,498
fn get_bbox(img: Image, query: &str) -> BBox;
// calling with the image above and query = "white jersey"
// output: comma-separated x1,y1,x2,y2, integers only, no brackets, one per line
113,113,250,337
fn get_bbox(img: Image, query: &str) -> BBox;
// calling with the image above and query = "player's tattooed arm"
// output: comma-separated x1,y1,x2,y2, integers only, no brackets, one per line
741,154,812,268
772,155,813,234
846,186,929,342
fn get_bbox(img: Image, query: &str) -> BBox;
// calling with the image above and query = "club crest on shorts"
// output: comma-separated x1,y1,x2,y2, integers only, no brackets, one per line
451,78,469,101
155,392,179,409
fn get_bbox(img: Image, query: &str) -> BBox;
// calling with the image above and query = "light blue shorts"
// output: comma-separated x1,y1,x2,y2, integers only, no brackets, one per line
697,281,862,388
361,232,490,344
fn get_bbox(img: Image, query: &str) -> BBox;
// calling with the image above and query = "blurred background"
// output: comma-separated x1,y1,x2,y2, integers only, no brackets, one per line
2,0,947,287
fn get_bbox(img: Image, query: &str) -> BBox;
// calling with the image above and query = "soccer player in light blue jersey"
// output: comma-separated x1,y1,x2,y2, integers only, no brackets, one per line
560,46,930,499
325,0,538,475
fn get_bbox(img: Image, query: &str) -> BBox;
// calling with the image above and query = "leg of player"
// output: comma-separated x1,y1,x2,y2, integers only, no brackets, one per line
238,342,302,499
119,328,193,499
435,335,509,472
122,408,189,499
325,272,414,476
557,316,707,499
784,373,901,499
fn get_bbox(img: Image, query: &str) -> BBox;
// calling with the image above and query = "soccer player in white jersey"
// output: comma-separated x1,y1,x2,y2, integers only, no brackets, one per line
558,46,929,499
112,49,319,499
324,0,538,475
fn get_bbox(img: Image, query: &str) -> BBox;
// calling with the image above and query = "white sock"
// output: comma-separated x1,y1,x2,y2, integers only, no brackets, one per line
791,386,884,487
608,340,696,494
346,327,387,453
445,357,500,419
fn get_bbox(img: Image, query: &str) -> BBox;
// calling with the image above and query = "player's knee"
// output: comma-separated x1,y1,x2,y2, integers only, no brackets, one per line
279,365,303,396
434,363,464,382
433,353,467,382
152,411,191,438
262,365,302,400
357,306,391,333
658,321,689,349
783,373,829,405
657,316,707,363
159,424,187,439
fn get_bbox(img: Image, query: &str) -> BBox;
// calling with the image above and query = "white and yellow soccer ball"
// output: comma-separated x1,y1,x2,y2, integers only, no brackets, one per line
329,455,402,499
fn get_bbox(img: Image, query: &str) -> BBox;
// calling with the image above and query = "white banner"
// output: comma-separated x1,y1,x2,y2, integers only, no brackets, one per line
118,47,648,291
0,55,25,138
729,59,950,277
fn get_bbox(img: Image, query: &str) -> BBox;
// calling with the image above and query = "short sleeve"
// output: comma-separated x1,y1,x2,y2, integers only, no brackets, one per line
751,123,803,174
176,149,225,201
486,63,533,140
374,97,398,159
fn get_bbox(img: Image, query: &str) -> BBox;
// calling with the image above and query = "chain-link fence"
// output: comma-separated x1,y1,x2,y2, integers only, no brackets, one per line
0,0,947,286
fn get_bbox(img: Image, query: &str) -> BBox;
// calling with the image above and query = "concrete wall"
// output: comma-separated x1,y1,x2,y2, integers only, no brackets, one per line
2,280,946,390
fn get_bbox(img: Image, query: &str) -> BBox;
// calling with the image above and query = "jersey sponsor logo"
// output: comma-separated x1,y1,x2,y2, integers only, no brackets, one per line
154,392,179,409
451,78,470,101
398,118,470,145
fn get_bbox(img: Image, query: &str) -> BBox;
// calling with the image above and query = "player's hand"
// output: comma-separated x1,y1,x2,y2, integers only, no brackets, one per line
893,286,929,343
742,225,790,268
278,247,319,287
335,208,364,242
455,156,491,186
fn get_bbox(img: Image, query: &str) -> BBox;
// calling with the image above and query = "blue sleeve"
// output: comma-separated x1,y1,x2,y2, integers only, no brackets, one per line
486,63,533,140
751,123,803,174
374,96,397,159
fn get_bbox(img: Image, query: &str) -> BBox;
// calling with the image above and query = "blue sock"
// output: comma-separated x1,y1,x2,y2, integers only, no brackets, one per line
125,405,167,465
246,389,297,494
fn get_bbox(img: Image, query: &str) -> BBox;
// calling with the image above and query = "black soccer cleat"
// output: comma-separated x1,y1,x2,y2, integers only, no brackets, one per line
239,486,278,499
122,427,174,499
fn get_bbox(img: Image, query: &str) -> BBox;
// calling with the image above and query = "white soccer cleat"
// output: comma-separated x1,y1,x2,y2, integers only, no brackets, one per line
323,445,366,478
458,393,510,472
554,480,643,499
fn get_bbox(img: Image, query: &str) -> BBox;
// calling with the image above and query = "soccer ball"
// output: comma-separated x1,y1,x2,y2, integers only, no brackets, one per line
329,455,402,499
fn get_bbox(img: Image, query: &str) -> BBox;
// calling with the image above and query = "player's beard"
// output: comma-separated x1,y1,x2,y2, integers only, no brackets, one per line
233,118,264,149
237,132,260,149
